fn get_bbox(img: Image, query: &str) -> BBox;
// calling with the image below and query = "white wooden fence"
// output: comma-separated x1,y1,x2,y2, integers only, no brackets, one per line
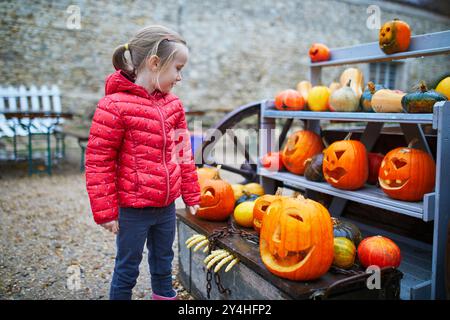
0,85,64,138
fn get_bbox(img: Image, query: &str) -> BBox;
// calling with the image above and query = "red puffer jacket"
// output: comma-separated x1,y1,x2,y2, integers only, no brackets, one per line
85,70,200,224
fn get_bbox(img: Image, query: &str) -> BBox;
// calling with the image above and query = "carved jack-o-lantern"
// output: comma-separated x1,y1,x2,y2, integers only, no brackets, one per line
378,142,436,201
197,171,235,221
379,19,411,54
281,130,324,175
259,195,334,281
252,188,284,233
323,139,369,190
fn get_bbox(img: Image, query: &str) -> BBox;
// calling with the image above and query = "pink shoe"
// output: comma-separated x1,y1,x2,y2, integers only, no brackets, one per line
152,292,178,300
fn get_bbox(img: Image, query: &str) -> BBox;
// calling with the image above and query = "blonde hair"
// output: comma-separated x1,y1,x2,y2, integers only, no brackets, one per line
112,25,186,82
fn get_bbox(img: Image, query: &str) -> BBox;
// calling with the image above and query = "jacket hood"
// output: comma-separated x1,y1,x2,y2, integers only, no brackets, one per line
104,70,167,100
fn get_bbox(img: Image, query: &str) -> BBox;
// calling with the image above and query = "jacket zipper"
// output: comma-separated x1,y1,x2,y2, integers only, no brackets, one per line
156,105,170,206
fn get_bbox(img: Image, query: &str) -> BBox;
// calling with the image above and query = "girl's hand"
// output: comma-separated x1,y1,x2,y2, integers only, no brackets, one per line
188,205,200,216
101,220,119,234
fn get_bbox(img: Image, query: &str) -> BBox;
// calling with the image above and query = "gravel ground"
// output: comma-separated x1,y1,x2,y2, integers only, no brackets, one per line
0,147,196,300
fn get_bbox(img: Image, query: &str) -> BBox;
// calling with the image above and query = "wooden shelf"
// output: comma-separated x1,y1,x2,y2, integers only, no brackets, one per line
263,102,434,124
258,168,435,221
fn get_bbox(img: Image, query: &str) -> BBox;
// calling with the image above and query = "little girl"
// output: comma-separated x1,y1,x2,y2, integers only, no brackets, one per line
85,25,200,300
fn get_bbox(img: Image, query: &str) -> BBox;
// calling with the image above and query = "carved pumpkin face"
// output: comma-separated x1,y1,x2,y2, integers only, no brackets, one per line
379,19,411,54
281,130,324,175
323,140,368,190
197,174,235,221
260,196,334,281
378,146,436,201
308,43,331,63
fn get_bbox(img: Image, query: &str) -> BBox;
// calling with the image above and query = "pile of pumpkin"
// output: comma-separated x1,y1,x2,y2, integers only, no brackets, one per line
195,166,402,281
257,192,402,281
275,69,448,114
262,130,436,202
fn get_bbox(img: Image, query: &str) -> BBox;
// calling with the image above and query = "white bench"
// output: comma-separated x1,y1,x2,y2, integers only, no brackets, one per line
0,85,70,174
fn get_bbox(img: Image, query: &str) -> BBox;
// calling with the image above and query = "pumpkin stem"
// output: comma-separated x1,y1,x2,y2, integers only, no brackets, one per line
408,138,419,149
419,81,428,93
213,165,222,180
344,132,352,140
331,217,339,226
292,191,301,198
346,79,352,87
275,187,283,196
367,81,376,94
295,193,306,201
303,157,312,168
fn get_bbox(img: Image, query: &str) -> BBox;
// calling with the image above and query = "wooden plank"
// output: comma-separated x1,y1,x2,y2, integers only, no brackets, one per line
431,102,450,299
263,106,434,124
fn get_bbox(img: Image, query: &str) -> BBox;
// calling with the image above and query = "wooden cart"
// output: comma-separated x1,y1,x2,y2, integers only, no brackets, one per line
179,30,450,300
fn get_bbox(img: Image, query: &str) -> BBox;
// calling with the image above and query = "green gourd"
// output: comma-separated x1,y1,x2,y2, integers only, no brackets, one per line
332,217,362,246
360,82,384,112
402,81,447,113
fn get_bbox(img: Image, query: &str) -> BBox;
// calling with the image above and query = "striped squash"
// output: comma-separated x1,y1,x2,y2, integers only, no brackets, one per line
333,237,356,269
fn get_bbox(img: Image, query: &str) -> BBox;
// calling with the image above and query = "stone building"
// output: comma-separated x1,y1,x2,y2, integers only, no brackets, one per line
1,0,449,127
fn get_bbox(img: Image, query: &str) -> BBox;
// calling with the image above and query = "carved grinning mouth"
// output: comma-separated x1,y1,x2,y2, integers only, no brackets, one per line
269,214,313,266
324,167,347,183
272,248,313,267
379,178,409,190
380,38,396,49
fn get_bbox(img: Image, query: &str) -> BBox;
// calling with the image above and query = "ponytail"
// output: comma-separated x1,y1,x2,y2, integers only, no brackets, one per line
112,44,136,80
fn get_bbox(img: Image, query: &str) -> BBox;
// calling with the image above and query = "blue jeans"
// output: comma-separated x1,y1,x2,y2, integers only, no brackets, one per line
109,202,176,300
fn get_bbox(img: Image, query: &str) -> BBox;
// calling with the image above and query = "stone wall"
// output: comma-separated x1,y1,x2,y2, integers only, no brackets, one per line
1,0,449,127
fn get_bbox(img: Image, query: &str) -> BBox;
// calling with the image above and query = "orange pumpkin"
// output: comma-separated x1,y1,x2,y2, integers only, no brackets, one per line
260,195,334,281
197,165,220,185
197,171,235,221
261,151,283,171
281,130,324,175
323,137,369,190
274,89,305,111
252,188,284,233
357,236,402,268
308,43,331,63
378,141,436,201
379,19,411,54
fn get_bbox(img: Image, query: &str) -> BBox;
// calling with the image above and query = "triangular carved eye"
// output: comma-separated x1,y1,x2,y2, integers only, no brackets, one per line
335,150,346,160
392,158,407,170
